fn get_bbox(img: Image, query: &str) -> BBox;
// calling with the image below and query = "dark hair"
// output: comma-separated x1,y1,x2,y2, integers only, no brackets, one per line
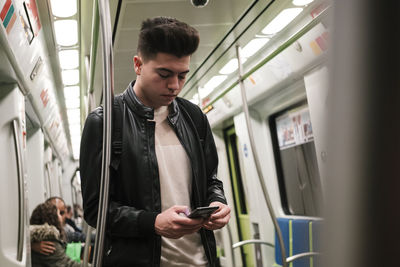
137,16,199,61
30,202,66,241
66,205,72,213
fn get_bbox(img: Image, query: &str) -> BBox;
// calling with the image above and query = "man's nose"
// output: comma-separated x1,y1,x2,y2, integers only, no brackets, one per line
167,76,179,91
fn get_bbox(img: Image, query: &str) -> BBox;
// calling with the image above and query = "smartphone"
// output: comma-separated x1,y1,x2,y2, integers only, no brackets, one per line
187,206,218,219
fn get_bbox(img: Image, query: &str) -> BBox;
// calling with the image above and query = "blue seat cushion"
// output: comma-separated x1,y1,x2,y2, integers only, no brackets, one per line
275,218,291,265
292,219,310,267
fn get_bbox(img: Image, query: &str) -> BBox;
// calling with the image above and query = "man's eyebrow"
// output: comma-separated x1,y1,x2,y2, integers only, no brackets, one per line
156,68,190,75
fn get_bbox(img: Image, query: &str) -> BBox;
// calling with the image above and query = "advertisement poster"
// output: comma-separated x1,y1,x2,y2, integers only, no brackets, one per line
276,105,314,150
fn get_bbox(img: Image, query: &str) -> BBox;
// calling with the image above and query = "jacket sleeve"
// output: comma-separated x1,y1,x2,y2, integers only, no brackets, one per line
201,113,228,205
39,242,81,267
80,110,157,238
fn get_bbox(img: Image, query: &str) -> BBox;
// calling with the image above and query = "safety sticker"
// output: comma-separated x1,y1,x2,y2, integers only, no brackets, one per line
1,0,17,34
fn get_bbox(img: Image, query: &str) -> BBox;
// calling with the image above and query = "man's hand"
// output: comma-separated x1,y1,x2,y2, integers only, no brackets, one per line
203,202,231,230
155,205,204,239
31,241,56,255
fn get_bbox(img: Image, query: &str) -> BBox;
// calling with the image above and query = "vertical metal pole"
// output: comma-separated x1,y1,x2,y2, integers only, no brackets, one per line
12,120,25,261
226,224,236,267
82,222,93,267
235,45,288,267
92,0,114,265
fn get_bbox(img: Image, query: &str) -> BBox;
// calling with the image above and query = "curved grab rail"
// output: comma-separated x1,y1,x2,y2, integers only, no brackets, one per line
12,120,25,261
286,252,321,263
232,239,321,264
232,239,275,249
91,0,114,266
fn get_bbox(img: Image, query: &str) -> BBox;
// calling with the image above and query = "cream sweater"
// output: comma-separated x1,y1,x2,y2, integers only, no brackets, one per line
154,106,207,267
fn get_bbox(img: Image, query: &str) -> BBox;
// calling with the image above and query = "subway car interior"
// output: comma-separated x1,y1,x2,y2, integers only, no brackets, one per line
0,0,399,266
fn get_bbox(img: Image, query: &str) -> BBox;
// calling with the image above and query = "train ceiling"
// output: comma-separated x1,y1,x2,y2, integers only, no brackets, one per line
81,0,255,99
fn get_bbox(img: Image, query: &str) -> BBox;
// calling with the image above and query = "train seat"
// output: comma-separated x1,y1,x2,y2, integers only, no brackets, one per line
274,218,323,267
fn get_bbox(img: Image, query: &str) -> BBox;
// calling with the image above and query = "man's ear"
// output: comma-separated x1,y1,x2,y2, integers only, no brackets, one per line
133,56,143,75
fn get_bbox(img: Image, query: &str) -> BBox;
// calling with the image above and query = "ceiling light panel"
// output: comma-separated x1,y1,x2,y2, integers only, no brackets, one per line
67,108,80,124
62,69,79,85
65,98,80,109
64,86,80,99
59,50,79,69
69,124,81,136
292,0,314,6
262,8,303,35
54,20,78,46
219,58,239,75
204,75,227,89
199,75,227,98
242,38,269,58
51,0,77,18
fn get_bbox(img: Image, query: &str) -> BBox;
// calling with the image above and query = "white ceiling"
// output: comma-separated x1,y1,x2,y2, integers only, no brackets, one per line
81,0,255,99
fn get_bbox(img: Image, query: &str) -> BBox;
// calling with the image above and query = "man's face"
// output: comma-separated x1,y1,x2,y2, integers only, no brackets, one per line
54,199,66,225
133,52,190,109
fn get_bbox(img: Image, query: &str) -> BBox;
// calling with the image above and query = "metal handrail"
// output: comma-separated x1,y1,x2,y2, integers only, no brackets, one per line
226,223,236,267
91,0,114,265
232,239,275,249
82,221,93,267
232,239,321,263
236,44,288,267
12,120,25,261
87,0,99,96
286,252,320,263
232,239,274,249
45,163,52,196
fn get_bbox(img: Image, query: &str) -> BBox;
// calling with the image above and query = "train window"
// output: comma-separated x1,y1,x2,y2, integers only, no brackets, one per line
269,103,323,216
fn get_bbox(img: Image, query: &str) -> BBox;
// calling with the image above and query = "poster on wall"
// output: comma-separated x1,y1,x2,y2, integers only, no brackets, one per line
276,105,314,150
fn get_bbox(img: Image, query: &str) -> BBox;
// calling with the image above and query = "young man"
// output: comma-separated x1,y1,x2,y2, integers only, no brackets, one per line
80,17,230,267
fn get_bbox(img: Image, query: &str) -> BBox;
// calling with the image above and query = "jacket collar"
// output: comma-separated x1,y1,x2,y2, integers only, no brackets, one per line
30,223,60,242
123,80,180,124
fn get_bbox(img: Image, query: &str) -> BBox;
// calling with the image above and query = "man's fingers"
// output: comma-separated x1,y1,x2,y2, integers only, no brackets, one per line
171,205,190,214
210,206,230,220
174,215,204,226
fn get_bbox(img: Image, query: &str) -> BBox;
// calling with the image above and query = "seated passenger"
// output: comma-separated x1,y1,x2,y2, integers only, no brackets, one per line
46,197,86,243
65,205,82,233
30,202,81,267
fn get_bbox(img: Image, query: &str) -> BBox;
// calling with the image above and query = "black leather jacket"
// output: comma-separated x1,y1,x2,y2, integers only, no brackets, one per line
80,82,227,267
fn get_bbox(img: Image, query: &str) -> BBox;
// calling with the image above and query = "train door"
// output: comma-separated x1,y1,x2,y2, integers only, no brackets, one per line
224,126,254,267
0,85,29,266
